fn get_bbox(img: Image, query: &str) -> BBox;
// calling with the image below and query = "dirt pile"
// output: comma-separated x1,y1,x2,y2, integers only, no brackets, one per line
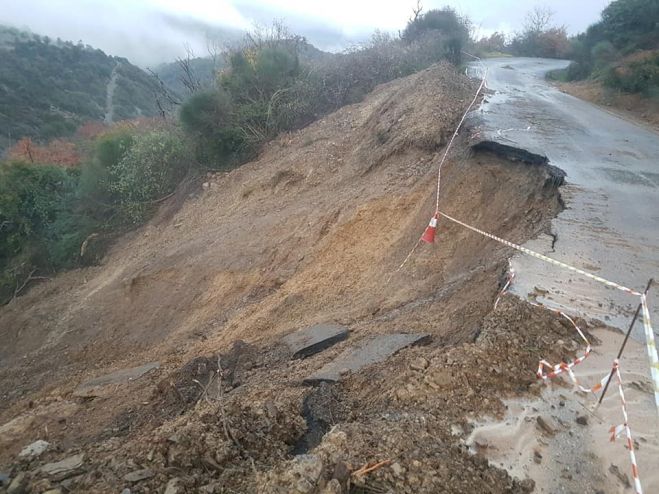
0,62,568,492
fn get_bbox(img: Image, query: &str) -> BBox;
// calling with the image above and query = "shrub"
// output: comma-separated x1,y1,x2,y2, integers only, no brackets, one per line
107,129,189,223
0,161,81,302
604,54,659,95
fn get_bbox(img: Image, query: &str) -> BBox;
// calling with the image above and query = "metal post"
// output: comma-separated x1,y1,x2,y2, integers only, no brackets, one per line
598,278,653,406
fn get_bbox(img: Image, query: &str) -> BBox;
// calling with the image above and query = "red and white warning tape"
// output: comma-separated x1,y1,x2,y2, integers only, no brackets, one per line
640,295,659,410
535,310,593,390
608,359,643,494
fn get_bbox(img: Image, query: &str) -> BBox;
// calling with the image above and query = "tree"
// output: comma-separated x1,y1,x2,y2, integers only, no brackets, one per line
402,7,471,65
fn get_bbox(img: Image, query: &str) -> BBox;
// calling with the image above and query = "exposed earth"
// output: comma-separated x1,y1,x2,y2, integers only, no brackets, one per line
0,61,656,493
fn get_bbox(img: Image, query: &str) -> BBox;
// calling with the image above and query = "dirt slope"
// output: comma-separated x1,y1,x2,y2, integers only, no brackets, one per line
0,63,569,493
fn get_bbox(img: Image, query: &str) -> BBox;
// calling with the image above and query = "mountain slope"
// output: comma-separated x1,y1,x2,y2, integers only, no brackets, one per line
0,26,161,151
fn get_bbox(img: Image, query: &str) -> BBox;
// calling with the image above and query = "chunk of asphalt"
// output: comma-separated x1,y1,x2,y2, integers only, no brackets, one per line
73,362,160,398
282,323,349,360
304,333,431,384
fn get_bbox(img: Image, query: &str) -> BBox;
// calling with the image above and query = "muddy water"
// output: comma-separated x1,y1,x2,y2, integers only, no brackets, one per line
470,58,659,336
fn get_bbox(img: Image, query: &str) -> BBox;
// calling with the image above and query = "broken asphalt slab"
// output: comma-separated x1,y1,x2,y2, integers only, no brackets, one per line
73,362,160,398
304,333,430,384
282,323,349,359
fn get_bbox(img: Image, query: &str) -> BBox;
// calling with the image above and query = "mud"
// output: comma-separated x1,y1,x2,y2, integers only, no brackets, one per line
0,63,572,493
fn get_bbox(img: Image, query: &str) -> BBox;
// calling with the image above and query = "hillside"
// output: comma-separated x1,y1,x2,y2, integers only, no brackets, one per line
0,64,576,493
0,26,161,152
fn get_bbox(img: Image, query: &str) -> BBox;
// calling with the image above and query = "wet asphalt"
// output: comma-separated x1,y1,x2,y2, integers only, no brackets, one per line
469,57,659,336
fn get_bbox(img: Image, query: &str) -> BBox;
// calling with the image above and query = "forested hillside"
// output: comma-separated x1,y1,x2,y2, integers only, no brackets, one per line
0,26,161,152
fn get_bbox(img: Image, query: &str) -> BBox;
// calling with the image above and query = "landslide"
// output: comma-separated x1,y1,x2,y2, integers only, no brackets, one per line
0,63,568,493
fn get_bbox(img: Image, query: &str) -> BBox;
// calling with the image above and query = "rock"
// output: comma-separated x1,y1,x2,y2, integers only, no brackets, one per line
74,362,160,398
18,439,50,459
536,415,559,435
533,450,542,464
410,357,429,371
41,453,85,478
391,462,404,476
202,182,210,189
305,333,431,384
576,415,588,426
7,472,27,494
283,323,349,360
164,477,182,494
0,472,10,487
121,489,131,494
321,479,342,494
124,468,154,483
43,490,62,494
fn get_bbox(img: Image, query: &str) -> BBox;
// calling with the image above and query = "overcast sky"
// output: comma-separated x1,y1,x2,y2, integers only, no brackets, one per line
1,0,611,67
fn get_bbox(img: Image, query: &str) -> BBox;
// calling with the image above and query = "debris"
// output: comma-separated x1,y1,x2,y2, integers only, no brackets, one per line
576,415,588,426
410,357,429,371
536,415,559,436
18,439,50,459
7,472,27,494
123,468,154,483
353,459,392,477
41,453,85,478
73,363,160,398
305,333,430,383
164,477,182,494
282,323,349,360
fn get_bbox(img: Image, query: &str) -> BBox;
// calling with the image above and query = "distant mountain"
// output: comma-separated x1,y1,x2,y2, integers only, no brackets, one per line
155,56,223,98
0,25,161,151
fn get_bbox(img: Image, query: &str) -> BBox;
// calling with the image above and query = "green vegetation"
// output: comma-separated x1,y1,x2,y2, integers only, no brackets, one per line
0,7,472,302
0,25,161,152
182,11,471,167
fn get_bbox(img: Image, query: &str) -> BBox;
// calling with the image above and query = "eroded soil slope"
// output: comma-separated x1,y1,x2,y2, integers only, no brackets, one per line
0,63,568,493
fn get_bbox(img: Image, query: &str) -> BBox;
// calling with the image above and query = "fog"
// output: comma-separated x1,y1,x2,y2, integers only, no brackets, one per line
0,0,610,68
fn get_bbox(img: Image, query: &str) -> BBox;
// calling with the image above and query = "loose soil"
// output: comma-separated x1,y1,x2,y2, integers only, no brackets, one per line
0,63,592,493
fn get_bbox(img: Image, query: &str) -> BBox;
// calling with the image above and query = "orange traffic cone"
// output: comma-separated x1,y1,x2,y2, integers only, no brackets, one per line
420,214,438,243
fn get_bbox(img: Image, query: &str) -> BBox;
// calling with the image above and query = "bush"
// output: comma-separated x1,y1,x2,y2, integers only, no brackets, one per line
604,54,659,95
402,8,470,65
0,161,81,302
106,129,189,223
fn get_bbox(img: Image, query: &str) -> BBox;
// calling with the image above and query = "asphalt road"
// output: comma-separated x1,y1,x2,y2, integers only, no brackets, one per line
470,58,659,336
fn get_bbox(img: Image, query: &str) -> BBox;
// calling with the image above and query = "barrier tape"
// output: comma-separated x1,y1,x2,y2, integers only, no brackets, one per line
437,210,642,297
493,260,514,310
535,310,593,389
641,295,659,410
608,359,643,494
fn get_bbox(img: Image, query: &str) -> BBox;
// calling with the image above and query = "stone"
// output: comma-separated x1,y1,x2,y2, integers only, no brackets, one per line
533,450,542,464
0,471,10,487
43,490,62,494
283,323,349,360
73,362,160,398
536,415,559,435
124,468,154,483
41,453,85,478
391,462,404,476
7,472,27,494
321,479,342,494
18,439,50,459
576,415,588,426
410,357,429,371
164,477,182,494
305,333,431,384
121,489,131,494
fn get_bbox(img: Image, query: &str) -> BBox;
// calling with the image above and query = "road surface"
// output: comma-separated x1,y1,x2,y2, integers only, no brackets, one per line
470,57,659,336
